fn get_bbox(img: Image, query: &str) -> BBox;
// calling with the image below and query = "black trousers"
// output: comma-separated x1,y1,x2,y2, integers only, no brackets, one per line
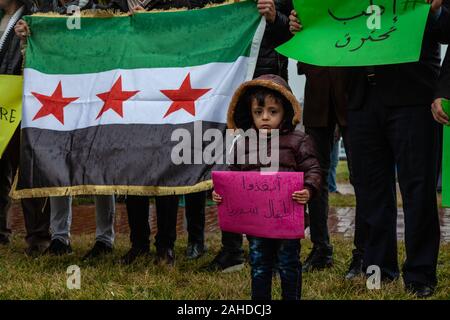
0,129,50,245
126,191,206,250
305,118,360,255
348,89,440,286
307,125,367,258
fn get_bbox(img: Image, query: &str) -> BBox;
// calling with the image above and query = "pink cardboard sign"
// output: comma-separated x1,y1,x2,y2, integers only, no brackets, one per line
212,171,305,239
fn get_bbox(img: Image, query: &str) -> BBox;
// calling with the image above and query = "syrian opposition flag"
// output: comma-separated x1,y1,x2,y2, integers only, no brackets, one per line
12,1,265,199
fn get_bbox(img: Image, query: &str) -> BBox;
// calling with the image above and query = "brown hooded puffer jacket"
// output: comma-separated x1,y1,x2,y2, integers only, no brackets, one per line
226,74,322,199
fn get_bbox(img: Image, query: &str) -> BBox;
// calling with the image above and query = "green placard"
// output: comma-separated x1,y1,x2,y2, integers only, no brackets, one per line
276,0,431,67
442,99,450,207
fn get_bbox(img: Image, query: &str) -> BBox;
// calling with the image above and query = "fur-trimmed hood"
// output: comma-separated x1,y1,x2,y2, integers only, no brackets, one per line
226,74,301,131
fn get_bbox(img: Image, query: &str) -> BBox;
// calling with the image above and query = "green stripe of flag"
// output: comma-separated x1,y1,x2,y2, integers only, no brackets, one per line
24,1,260,74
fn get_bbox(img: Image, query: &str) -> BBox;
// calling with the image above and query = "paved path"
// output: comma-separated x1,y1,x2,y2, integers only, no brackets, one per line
7,201,450,243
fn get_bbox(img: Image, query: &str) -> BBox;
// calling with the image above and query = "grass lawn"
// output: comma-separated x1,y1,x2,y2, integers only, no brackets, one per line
0,233,449,300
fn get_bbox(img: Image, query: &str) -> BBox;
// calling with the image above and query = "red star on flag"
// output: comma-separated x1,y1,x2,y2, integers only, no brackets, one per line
160,73,211,118
96,76,139,119
32,81,79,125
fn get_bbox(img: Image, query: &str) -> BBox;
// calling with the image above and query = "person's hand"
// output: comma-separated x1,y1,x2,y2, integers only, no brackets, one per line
427,0,443,14
431,98,450,125
292,189,310,204
289,10,303,34
128,5,145,15
257,0,276,24
212,190,223,204
14,19,30,41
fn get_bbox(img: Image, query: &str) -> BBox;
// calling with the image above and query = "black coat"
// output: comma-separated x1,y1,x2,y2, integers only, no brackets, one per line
254,0,293,81
347,6,450,109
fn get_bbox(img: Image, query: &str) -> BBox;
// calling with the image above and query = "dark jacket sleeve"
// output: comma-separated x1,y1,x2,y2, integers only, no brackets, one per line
427,3,450,44
434,3,450,98
295,134,322,199
436,47,450,99
265,0,293,46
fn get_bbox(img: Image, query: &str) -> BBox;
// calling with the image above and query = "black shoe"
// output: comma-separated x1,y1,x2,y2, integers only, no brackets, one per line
185,242,207,260
204,250,245,273
405,282,435,298
25,242,50,258
345,255,364,280
82,241,113,261
45,239,73,256
302,246,333,272
120,247,150,265
155,247,175,267
0,234,10,245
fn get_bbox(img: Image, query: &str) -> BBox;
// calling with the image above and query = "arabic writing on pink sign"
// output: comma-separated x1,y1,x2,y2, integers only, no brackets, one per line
212,171,305,239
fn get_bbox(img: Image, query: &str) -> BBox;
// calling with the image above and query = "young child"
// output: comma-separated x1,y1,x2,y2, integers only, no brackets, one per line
212,74,322,300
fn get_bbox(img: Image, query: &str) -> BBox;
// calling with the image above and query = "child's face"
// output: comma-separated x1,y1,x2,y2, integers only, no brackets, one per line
250,95,285,133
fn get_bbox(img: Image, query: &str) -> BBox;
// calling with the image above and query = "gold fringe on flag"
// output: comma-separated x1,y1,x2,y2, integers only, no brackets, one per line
30,0,242,18
10,172,213,199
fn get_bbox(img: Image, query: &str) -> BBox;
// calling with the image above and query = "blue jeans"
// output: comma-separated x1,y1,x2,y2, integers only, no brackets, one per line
248,236,302,300
327,140,339,193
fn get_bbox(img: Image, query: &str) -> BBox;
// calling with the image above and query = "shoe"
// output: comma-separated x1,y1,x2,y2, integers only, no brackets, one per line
0,234,10,245
204,249,245,273
345,255,364,280
302,246,333,272
25,242,50,258
185,242,207,260
45,239,73,256
155,247,175,267
120,247,150,265
82,241,113,261
405,282,435,298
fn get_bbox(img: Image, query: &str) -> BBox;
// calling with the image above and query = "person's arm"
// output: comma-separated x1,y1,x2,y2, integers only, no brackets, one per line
14,19,30,42
425,0,450,43
260,0,293,45
295,134,322,200
432,46,450,124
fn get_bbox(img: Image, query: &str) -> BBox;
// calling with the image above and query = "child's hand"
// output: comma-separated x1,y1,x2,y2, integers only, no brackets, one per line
292,189,310,204
212,190,223,204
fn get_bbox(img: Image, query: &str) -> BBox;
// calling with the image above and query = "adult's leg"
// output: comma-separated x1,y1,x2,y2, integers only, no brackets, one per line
22,198,51,248
388,106,440,287
0,156,13,242
125,196,150,250
185,191,206,245
155,195,179,250
0,130,19,243
94,195,116,247
304,126,334,260
348,92,399,281
341,125,368,261
50,196,72,244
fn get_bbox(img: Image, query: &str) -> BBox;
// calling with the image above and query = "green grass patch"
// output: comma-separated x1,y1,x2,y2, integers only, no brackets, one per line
0,234,449,300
